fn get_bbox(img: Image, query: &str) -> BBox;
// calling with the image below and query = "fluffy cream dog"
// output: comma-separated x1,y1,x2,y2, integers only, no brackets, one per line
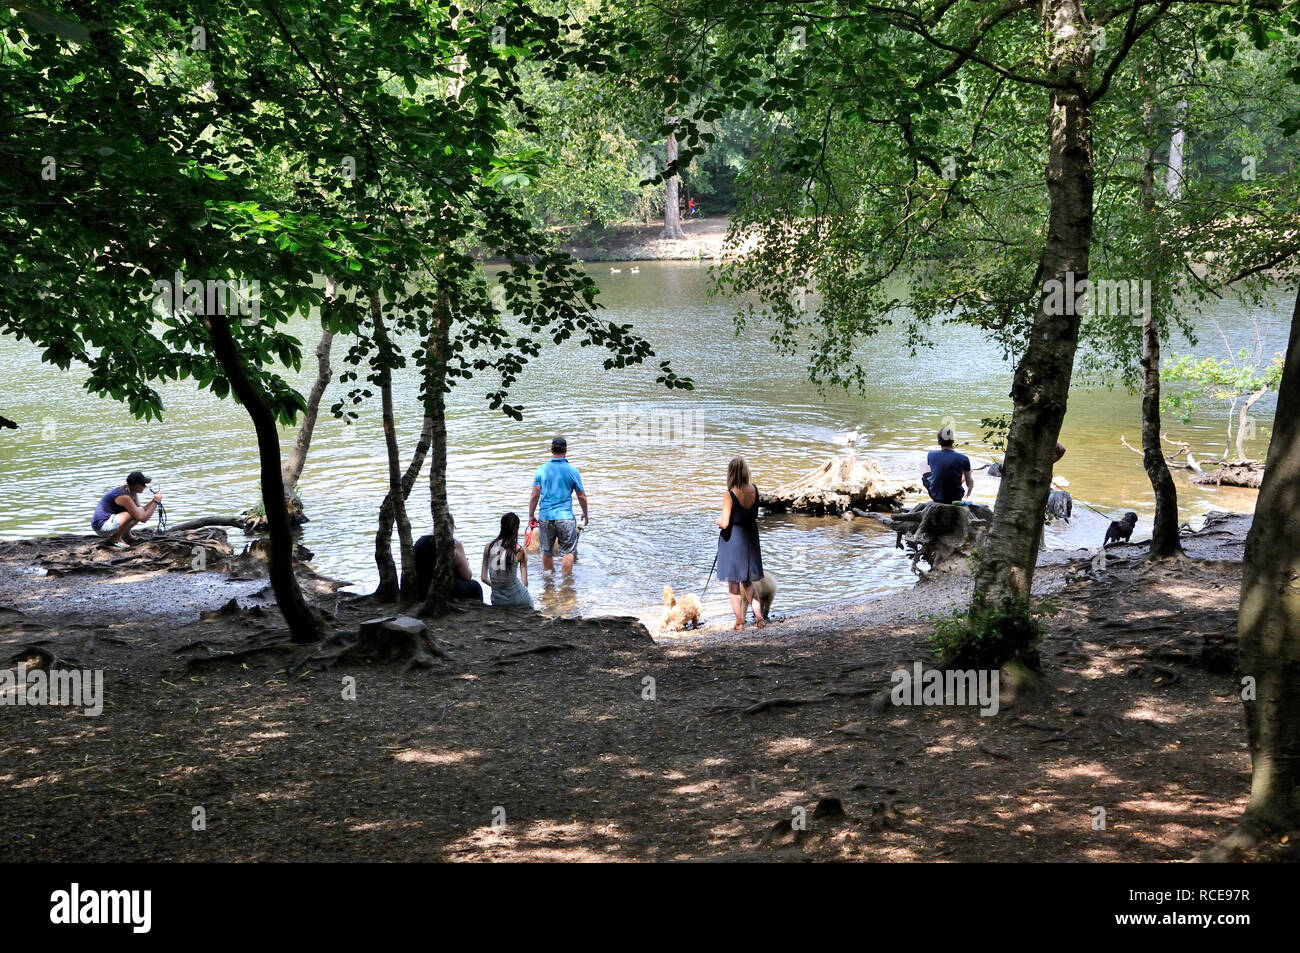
661,585,703,632
752,573,777,620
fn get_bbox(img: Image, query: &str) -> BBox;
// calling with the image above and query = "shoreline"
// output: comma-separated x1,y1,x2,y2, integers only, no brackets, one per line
526,215,739,264
0,511,1252,638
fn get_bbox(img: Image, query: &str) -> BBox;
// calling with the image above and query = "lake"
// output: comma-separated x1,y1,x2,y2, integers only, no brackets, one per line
0,262,1287,625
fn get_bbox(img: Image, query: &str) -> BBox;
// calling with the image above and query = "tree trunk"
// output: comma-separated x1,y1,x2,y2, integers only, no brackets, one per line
968,0,1093,665
1220,284,1300,848
370,293,418,602
660,127,686,240
202,314,319,643
419,293,454,616
1141,313,1185,558
282,325,334,493
1237,385,1269,463
282,276,336,492
1139,73,1184,560
373,414,433,602
1164,100,1187,200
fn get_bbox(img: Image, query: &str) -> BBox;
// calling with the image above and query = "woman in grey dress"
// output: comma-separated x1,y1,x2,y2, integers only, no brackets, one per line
481,513,532,608
715,457,767,630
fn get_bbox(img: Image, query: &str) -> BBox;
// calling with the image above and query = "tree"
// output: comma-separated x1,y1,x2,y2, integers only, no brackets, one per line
281,277,338,495
1204,283,1300,857
1163,347,1285,462
590,0,1295,667
2,1,688,639
660,125,687,239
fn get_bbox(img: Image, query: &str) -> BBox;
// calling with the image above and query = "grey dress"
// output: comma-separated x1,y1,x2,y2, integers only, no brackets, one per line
484,539,532,607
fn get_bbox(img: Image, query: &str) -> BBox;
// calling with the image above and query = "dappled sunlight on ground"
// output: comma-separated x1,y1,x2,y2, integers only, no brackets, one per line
0,551,1257,862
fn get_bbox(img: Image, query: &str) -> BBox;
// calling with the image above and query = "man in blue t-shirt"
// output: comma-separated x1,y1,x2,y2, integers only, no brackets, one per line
528,436,589,574
926,426,974,504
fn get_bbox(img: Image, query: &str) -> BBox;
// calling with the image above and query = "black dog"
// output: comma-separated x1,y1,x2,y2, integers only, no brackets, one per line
1045,490,1073,522
1103,511,1138,547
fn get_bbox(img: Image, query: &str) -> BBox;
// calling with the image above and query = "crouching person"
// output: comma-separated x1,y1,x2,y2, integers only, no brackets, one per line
91,471,161,549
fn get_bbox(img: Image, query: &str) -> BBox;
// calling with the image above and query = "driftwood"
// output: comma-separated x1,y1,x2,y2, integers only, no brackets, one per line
166,516,248,533
760,453,921,515
37,528,236,575
867,500,993,575
1191,463,1264,488
1121,434,1265,488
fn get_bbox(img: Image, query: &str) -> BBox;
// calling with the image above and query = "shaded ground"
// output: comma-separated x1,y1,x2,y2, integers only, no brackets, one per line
0,516,1280,862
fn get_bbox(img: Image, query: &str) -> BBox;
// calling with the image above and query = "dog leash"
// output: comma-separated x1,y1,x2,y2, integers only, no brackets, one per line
700,553,717,599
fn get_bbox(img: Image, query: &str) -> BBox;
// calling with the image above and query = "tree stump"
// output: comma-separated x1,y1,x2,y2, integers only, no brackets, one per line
868,501,993,576
760,453,921,515
293,615,447,676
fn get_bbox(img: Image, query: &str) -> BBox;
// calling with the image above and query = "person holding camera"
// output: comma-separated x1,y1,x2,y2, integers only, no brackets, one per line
91,470,162,549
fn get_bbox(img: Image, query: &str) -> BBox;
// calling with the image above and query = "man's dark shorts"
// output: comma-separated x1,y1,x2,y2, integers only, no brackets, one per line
538,518,579,557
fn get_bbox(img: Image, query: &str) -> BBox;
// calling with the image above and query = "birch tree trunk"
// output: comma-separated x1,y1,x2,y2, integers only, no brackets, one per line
281,277,337,493
373,414,433,602
420,292,454,616
968,0,1094,660
660,127,686,240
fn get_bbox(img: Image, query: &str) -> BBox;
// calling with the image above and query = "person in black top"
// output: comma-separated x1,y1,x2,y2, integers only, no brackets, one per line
715,456,767,630
413,514,483,602
925,426,974,503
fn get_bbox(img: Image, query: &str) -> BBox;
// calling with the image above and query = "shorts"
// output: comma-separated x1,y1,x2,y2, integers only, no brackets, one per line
538,518,579,557
92,513,125,537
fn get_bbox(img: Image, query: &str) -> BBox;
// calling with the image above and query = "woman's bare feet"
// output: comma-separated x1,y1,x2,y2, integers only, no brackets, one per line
732,621,745,631
754,618,767,629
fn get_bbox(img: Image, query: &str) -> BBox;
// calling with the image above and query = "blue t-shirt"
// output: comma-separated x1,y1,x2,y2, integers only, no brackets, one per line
927,449,971,503
533,457,584,520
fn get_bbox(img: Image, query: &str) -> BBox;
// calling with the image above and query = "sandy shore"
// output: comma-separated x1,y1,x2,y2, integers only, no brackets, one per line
546,215,739,263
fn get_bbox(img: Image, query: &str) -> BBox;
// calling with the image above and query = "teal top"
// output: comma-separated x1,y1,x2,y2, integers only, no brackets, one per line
532,457,584,520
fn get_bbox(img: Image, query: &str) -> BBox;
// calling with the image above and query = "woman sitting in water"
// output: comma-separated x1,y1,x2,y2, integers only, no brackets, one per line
716,456,767,630
481,512,532,608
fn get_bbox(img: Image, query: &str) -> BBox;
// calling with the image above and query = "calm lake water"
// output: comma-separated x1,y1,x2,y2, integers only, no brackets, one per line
0,262,1286,624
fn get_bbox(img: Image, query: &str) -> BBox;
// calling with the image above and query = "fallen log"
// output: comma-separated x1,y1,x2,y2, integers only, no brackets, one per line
166,517,249,533
760,453,920,515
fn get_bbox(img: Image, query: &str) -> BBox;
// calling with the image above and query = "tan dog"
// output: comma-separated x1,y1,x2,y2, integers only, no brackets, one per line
525,523,581,559
662,585,702,632
752,573,777,620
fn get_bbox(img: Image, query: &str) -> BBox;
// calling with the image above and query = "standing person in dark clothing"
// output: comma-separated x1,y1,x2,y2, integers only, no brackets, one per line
715,456,767,631
925,426,974,503
90,471,162,549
